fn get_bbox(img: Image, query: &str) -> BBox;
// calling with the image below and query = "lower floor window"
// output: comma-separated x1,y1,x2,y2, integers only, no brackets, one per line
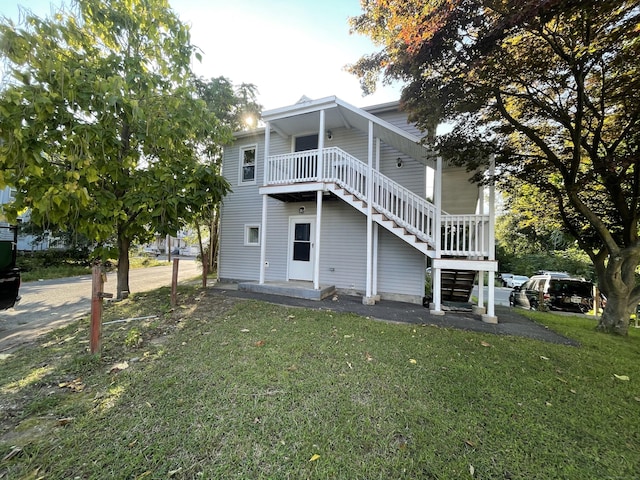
244,225,260,246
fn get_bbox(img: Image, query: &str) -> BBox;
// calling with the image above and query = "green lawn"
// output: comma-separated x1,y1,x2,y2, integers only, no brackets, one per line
1,286,639,479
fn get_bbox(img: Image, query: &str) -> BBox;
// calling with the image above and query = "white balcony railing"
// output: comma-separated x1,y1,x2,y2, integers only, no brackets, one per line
265,147,490,257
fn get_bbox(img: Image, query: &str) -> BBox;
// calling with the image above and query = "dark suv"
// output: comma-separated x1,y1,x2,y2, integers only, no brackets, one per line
510,274,601,313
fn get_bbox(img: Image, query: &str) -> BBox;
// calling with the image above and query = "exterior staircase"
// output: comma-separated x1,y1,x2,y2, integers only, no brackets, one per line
264,146,492,302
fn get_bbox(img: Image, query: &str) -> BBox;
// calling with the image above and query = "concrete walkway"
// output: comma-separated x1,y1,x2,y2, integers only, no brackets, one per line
211,283,579,346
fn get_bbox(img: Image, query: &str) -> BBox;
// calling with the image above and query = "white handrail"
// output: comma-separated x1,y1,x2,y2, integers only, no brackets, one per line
265,147,490,257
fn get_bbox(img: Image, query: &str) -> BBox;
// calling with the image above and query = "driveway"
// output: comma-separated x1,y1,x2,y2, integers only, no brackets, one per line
0,259,201,353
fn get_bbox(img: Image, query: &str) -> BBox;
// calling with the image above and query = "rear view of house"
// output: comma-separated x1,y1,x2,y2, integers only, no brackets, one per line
218,96,498,321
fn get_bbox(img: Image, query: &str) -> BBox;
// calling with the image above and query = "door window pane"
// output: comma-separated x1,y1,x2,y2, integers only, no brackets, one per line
294,223,310,241
293,242,311,261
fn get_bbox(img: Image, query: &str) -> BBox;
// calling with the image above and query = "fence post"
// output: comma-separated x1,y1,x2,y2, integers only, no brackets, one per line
90,263,105,354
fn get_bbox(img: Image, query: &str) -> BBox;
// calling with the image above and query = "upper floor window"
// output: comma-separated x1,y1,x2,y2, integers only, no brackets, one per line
239,145,257,184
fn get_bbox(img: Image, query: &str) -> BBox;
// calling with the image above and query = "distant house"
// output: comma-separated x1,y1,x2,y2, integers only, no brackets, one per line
218,96,498,321
0,187,51,251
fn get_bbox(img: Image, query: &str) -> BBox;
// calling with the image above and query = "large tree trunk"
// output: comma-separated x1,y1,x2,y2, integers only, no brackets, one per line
598,292,633,335
596,249,640,336
116,229,131,300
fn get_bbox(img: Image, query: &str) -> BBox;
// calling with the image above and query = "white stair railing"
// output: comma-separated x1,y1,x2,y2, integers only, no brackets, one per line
265,147,489,257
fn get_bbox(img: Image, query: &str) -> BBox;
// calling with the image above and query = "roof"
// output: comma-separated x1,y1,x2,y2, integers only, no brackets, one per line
261,96,437,168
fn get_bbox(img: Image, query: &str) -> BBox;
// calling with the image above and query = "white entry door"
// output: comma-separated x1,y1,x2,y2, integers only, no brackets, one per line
288,217,315,281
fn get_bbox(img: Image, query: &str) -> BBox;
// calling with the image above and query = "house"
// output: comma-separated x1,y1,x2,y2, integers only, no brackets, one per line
218,96,498,322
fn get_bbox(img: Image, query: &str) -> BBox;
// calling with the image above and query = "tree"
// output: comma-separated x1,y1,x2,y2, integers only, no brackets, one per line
0,0,232,297
191,77,261,277
349,0,640,334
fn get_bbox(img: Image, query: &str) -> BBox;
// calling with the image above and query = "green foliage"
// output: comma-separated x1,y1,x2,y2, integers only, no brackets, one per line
17,248,91,271
0,0,232,295
124,328,141,348
350,0,640,333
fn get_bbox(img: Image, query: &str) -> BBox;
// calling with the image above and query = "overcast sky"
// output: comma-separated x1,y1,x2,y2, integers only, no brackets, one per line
0,0,402,110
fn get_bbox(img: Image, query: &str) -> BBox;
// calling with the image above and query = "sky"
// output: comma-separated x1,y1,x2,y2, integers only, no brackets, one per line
0,0,402,110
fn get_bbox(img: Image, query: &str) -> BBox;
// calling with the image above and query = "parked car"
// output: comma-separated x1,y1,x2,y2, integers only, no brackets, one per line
510,274,602,313
506,275,529,288
500,273,513,287
0,224,21,310
142,246,160,257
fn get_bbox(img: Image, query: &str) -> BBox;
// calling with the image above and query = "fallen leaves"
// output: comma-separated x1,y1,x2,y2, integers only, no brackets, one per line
309,453,321,462
409,358,417,364
614,374,630,381
109,362,129,374
57,417,75,426
58,378,85,392
254,340,265,347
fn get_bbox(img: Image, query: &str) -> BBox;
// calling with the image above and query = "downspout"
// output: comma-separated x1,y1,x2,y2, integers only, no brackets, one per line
363,120,375,305
259,122,270,284
314,110,325,290
430,155,444,315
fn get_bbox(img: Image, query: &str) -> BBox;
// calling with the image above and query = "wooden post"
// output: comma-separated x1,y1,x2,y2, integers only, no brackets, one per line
90,263,104,354
538,283,544,310
171,258,179,306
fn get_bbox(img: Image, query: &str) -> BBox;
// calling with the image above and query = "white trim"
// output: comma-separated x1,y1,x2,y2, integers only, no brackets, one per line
287,215,316,282
244,224,260,246
259,195,268,284
238,144,258,185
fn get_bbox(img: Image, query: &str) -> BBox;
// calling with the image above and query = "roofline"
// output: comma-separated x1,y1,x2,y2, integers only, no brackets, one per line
232,126,265,140
262,95,339,121
362,100,401,114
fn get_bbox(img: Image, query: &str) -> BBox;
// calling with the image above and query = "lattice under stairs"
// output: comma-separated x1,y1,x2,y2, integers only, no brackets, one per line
440,269,477,302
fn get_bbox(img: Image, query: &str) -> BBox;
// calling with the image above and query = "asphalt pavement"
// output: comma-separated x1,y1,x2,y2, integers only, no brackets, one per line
212,284,579,346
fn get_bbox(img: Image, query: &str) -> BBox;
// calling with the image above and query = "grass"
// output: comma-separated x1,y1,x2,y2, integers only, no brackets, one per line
1,287,639,479
19,256,170,282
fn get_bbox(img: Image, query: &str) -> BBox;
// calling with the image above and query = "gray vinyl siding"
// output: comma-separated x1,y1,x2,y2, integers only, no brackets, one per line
377,228,426,297
218,105,428,299
441,167,480,214
373,109,424,137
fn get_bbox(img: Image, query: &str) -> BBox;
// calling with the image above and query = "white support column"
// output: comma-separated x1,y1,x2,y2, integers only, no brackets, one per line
483,154,498,324
259,194,268,284
363,120,375,305
372,138,380,299
473,270,486,315
263,122,270,185
317,110,325,181
430,155,444,315
314,190,322,290
313,111,325,290
259,123,271,285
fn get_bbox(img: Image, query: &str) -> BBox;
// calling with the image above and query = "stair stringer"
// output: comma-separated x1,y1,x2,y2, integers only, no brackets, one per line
325,183,434,257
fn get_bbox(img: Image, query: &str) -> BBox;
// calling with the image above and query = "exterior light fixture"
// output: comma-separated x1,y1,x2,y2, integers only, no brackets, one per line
326,130,333,140
299,206,305,214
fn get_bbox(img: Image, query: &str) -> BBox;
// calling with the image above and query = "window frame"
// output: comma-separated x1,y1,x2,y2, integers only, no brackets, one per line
244,224,261,246
238,144,258,185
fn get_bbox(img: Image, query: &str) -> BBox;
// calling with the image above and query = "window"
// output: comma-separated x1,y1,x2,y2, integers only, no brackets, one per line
239,145,257,184
244,224,260,246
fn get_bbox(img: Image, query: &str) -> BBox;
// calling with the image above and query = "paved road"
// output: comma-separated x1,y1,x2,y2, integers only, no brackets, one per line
0,259,201,353
471,285,512,306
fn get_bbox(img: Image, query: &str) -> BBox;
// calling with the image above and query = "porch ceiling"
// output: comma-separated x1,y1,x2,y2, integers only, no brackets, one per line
262,96,437,169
